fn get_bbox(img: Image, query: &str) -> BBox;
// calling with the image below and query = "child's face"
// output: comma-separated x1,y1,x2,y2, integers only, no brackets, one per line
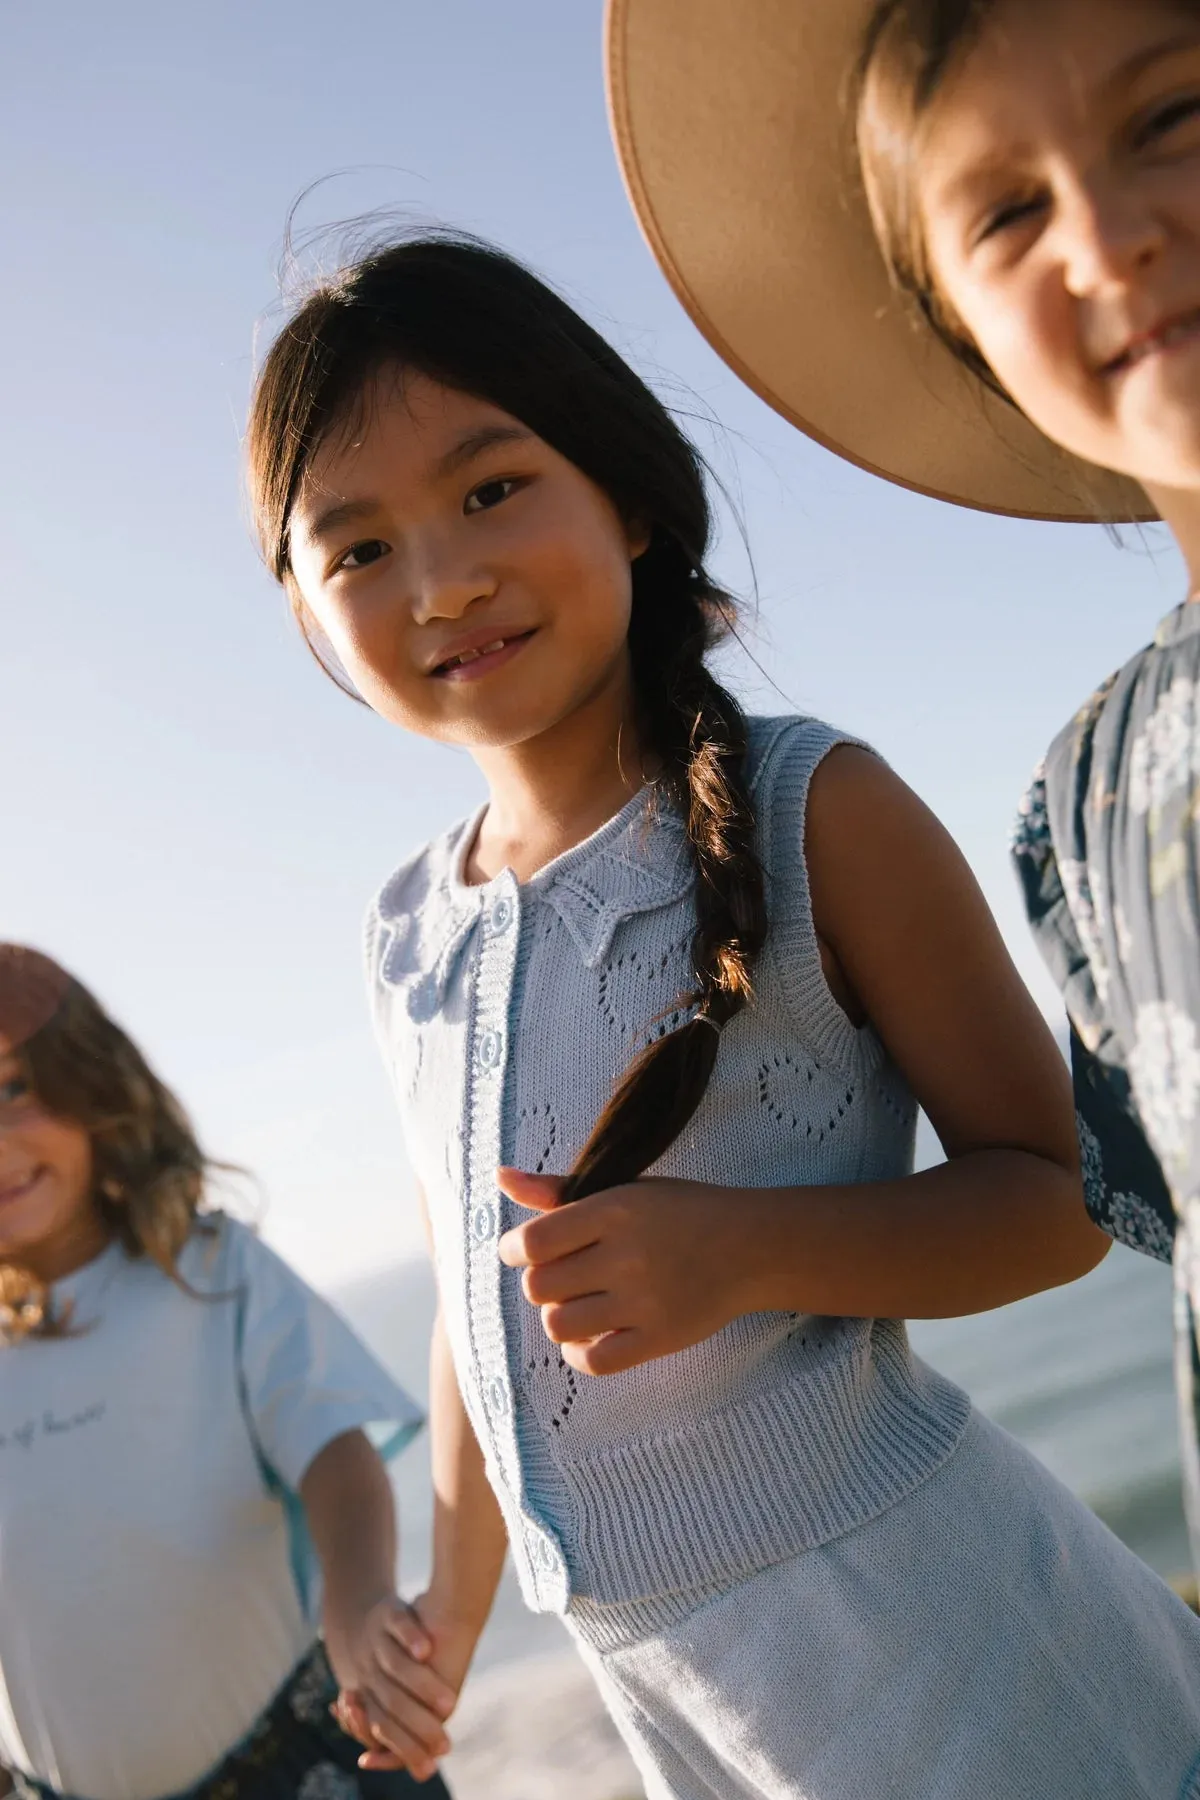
0,1040,99,1280
916,0,1200,491
288,372,649,749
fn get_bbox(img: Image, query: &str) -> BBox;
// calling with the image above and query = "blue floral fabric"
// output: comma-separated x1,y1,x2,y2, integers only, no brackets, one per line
1013,599,1200,1565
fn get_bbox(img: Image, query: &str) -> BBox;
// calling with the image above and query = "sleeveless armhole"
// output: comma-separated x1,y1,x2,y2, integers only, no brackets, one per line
752,717,888,1079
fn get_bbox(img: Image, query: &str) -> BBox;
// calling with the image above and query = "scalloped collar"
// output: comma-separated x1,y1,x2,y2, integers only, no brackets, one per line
377,786,694,995
375,718,794,1004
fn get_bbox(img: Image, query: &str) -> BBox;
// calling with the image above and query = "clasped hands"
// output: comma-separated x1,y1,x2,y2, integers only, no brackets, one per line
331,1591,471,1779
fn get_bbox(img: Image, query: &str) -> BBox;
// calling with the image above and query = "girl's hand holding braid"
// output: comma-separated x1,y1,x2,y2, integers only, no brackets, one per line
498,1169,746,1376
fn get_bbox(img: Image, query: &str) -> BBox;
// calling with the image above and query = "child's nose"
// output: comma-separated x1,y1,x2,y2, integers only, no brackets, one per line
1058,176,1166,298
408,547,498,624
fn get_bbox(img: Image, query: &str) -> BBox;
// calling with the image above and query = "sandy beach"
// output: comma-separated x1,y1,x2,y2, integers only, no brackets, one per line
444,1646,642,1800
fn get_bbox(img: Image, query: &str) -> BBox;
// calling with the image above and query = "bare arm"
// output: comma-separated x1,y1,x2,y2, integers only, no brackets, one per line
345,1185,510,1775
420,1179,508,1659
300,1428,456,1774
785,744,1106,1315
300,1427,399,1665
414,1305,508,1661
327,1182,508,1663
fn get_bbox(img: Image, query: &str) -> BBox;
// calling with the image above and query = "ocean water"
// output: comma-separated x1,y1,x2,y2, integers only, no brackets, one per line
338,1234,1186,1671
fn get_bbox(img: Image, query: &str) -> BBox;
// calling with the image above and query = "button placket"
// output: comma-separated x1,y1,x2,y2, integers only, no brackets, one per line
524,1524,568,1610
487,1375,510,1418
463,872,525,1512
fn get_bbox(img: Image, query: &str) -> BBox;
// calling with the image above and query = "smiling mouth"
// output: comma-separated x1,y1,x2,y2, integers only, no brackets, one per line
431,632,535,679
0,1168,42,1207
1104,307,1200,376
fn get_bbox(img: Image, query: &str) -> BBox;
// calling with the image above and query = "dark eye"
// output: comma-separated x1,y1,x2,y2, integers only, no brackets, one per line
977,194,1045,244
465,477,518,514
337,538,389,571
0,1075,30,1106
1137,94,1200,149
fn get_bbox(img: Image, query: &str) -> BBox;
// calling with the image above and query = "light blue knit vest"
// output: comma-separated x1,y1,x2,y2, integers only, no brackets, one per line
366,716,969,1613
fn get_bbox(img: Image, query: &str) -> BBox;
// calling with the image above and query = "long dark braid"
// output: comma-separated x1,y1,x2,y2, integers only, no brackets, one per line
561,532,767,1202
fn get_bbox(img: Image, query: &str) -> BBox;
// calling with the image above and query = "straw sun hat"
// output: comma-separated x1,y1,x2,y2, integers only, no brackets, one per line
605,0,1150,522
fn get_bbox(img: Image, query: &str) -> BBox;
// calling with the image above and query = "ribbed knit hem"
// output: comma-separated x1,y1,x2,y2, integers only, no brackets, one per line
559,1326,971,1611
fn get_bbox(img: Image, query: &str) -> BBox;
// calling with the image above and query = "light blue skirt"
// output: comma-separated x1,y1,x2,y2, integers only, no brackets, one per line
567,1412,1200,1800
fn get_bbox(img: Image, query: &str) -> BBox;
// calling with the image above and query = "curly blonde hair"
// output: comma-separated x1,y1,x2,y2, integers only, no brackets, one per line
0,944,221,1341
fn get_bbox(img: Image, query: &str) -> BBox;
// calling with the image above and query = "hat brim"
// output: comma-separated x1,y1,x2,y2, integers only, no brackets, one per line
606,0,1152,523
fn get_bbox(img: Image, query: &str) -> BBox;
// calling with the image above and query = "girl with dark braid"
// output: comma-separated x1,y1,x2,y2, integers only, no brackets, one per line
244,233,1198,1798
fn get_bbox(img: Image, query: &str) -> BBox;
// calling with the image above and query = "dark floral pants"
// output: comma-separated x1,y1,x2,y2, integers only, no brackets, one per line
11,1643,450,1800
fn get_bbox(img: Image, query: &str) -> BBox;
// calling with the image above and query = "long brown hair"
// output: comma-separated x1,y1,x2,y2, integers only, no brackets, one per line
855,0,1009,396
246,231,767,1202
0,944,218,1338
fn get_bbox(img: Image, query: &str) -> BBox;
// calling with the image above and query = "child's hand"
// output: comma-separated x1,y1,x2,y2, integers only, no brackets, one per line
331,1598,482,1778
326,1593,458,1779
497,1168,745,1375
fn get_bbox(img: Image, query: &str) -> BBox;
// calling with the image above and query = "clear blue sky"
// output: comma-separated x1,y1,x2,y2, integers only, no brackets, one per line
1,1,1186,1284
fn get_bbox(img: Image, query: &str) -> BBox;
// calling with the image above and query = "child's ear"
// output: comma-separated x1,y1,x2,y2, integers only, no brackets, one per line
627,517,653,560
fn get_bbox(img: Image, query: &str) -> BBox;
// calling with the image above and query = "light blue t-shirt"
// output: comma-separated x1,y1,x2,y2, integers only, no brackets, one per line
0,1214,422,1800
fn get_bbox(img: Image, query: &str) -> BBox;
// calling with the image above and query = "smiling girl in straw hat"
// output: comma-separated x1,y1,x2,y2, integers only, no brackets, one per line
609,0,1200,1597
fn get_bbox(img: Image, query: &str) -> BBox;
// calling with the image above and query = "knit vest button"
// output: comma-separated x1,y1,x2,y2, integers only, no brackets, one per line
477,1028,503,1070
490,895,514,934
472,1202,496,1242
523,1526,560,1576
487,1375,509,1418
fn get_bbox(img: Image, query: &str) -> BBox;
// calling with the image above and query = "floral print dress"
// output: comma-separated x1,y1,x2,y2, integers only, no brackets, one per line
1013,598,1200,1564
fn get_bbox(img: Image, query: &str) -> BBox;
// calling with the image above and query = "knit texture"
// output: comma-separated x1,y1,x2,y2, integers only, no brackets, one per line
366,717,969,1611
569,1413,1200,1799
